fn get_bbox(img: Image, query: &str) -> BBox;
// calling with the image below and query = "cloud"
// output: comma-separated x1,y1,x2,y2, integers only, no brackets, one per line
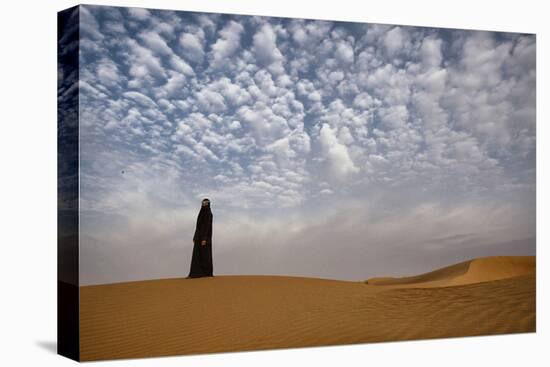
127,7,151,21
209,20,245,70
420,37,443,67
179,32,205,63
266,136,294,162
319,123,359,181
252,23,285,74
383,26,404,56
125,38,167,80
96,58,121,86
378,105,409,129
138,30,194,76
335,41,354,64
139,30,173,55
353,92,374,109
169,55,194,75
156,72,186,99
123,91,157,108
196,88,227,113
79,6,104,41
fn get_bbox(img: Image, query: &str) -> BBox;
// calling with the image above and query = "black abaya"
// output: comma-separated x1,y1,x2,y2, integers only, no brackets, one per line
188,240,213,277
188,204,213,278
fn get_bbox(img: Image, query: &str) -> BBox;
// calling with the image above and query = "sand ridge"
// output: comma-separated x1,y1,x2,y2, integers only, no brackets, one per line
79,256,535,361
365,256,535,288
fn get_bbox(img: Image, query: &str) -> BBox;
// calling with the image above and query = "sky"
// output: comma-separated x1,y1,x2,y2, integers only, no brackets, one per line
76,5,536,285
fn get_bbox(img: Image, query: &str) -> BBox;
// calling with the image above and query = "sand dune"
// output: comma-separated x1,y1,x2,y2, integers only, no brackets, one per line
366,256,535,288
79,256,535,361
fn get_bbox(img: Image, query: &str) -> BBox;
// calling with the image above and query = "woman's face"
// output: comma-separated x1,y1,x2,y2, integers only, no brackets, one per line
202,200,210,207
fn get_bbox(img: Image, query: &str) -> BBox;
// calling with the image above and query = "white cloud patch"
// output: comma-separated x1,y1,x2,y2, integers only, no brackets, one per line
139,31,173,55
196,88,227,113
378,105,409,129
252,23,285,75
79,6,104,41
335,41,354,65
209,20,245,70
96,58,120,87
127,7,151,21
319,123,359,181
123,91,157,108
420,37,443,67
384,26,404,56
179,32,205,63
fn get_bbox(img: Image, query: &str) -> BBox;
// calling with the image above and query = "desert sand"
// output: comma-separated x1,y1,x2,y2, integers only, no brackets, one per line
80,256,535,361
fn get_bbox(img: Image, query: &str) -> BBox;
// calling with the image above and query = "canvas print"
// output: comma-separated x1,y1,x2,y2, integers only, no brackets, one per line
57,4,536,362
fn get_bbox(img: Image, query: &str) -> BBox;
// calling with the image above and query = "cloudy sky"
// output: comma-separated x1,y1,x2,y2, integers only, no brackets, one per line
77,5,536,285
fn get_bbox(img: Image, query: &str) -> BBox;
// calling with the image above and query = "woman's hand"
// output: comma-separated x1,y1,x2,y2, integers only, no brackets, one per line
201,240,206,246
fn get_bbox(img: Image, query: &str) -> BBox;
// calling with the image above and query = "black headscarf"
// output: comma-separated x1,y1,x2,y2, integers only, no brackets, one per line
196,198,212,229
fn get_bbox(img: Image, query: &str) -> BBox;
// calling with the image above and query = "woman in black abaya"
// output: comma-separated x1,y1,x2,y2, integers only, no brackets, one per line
187,198,214,278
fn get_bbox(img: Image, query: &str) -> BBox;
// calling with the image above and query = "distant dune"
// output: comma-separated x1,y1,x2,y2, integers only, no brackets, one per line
80,256,535,361
366,256,535,288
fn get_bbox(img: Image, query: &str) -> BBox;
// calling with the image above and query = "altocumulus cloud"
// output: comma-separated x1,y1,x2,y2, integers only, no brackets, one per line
76,5,536,285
